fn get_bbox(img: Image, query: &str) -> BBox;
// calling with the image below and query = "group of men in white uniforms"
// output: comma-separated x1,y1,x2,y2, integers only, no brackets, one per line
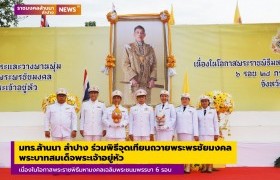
44,87,219,173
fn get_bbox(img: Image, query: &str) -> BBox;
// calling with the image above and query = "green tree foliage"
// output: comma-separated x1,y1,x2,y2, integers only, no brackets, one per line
85,21,96,27
0,0,24,27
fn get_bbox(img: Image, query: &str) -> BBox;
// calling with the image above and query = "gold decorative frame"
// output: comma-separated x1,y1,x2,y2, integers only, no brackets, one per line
105,10,175,104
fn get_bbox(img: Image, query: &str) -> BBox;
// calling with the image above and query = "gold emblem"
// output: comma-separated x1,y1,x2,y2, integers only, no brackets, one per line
112,105,122,123
272,31,280,54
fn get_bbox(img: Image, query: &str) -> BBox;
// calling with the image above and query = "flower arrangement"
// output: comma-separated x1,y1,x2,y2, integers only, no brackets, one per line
200,90,234,114
191,164,203,172
167,55,176,68
105,54,116,68
106,11,118,24
159,10,170,23
42,94,81,113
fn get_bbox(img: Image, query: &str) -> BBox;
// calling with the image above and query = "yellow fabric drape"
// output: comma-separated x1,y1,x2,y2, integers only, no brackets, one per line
182,72,190,93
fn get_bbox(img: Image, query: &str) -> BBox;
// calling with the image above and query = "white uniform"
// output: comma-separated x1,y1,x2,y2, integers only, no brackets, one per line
154,102,176,141
129,103,155,141
197,106,219,141
80,100,106,141
103,105,129,141
175,105,199,141
44,102,77,141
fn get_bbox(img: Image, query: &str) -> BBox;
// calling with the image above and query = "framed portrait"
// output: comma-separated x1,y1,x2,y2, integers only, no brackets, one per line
112,14,168,106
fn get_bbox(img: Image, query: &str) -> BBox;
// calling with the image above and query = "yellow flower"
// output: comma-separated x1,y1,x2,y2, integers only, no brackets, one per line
200,90,234,114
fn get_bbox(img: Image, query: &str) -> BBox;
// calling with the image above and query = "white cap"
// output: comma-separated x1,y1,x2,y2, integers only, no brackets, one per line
160,89,169,96
112,90,122,98
56,88,67,95
88,86,99,93
200,95,210,101
135,89,147,96
181,93,190,99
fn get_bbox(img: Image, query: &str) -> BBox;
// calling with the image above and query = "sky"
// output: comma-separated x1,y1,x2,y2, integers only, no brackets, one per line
17,0,280,27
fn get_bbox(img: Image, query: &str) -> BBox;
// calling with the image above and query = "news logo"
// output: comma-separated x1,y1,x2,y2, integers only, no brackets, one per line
14,4,81,15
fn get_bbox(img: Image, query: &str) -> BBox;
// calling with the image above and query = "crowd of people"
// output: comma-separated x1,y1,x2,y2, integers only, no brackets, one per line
44,87,219,173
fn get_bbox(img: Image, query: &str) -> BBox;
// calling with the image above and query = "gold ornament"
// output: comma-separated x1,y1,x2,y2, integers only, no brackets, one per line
167,55,176,68
112,104,122,123
159,10,170,23
106,11,118,24
272,31,280,54
105,54,116,68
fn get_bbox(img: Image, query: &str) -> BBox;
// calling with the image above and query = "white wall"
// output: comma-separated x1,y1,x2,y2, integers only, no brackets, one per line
0,111,280,167
224,111,280,142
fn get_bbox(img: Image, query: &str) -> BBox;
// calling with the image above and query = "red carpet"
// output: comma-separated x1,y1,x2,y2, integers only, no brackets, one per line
1,167,280,180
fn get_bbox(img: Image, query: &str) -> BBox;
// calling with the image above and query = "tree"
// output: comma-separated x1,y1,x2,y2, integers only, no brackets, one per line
85,21,96,27
0,0,24,27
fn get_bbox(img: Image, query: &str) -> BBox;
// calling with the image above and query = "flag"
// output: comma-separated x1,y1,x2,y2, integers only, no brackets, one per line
169,4,175,25
82,69,90,101
234,1,242,24
41,14,49,27
182,72,190,93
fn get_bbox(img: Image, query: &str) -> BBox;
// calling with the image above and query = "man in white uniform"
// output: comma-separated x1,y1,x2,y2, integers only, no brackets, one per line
129,89,155,141
197,95,219,173
103,90,129,141
44,88,77,141
175,93,199,173
80,86,106,141
154,90,176,141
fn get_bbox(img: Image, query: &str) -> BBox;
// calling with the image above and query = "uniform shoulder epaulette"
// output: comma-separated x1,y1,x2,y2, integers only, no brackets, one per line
210,107,215,109
176,105,181,108
189,105,194,108
197,108,202,110
149,104,157,109
125,44,131,49
99,100,104,103
147,44,155,52
146,43,152,48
